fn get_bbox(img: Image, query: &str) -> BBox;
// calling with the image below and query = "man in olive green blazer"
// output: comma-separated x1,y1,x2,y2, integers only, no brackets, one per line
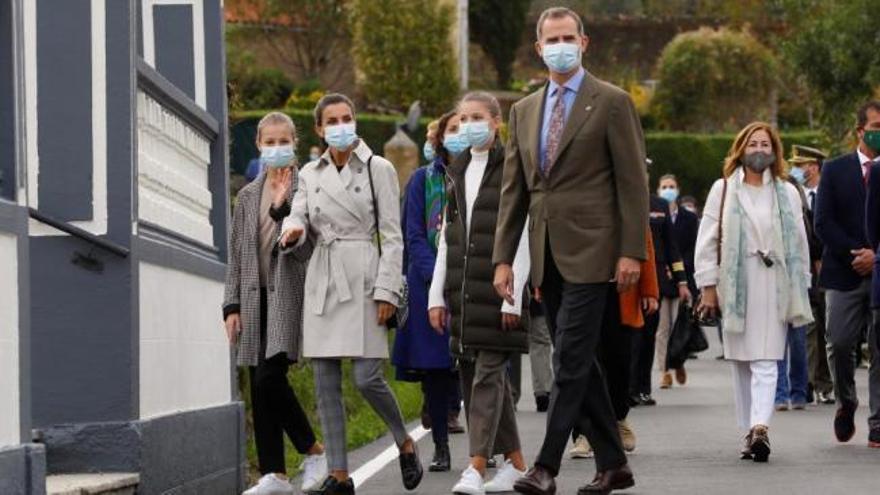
492,7,648,495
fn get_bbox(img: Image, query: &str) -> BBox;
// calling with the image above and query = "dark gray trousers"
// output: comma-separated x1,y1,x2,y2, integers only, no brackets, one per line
825,279,880,428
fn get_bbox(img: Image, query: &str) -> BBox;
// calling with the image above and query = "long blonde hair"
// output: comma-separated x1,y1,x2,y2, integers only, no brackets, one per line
722,121,788,180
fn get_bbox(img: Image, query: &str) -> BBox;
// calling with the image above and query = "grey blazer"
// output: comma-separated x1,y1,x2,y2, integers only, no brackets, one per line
223,171,313,367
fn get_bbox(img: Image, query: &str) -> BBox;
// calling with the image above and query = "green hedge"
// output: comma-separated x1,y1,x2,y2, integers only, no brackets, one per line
230,109,430,176
645,130,826,201
230,109,824,204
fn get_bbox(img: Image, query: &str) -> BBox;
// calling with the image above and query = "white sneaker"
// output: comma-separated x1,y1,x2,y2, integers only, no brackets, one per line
483,459,526,492
242,473,294,495
569,435,593,459
300,453,328,492
452,465,485,495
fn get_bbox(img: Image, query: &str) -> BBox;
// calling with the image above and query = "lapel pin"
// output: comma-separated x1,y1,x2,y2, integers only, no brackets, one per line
585,105,593,112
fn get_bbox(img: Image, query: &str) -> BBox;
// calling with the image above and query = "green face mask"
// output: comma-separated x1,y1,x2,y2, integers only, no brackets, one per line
864,129,880,154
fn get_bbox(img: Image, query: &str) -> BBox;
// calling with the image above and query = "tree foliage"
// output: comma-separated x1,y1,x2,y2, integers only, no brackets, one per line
469,0,530,89
651,27,777,132
351,0,458,115
780,0,880,142
226,0,350,81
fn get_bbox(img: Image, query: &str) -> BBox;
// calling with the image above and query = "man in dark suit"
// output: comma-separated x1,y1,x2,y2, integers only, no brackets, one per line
860,103,880,448
815,100,880,448
492,7,648,494
789,145,836,405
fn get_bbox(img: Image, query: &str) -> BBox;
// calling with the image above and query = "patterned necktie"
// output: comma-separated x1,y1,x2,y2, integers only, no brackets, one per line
542,87,567,176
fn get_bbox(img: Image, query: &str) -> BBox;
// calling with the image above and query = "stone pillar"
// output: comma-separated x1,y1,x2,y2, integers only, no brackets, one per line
384,128,420,192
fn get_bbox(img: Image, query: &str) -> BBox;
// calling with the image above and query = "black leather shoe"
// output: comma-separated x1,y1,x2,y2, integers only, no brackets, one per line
577,464,635,494
627,395,641,408
399,442,423,490
317,476,355,495
448,411,465,434
513,465,556,495
535,394,550,412
868,427,880,448
429,442,450,472
817,391,836,405
639,393,657,406
834,403,857,442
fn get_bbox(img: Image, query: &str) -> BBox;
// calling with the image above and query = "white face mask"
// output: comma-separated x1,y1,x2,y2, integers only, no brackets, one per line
541,42,581,73
324,123,358,151
260,144,295,168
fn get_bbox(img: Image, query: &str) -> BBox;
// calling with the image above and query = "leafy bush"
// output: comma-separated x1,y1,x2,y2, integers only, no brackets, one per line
780,0,880,142
651,28,778,132
351,0,459,115
227,41,296,110
469,0,530,89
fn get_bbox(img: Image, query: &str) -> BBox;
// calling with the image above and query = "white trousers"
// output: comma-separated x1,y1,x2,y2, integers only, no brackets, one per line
731,360,778,431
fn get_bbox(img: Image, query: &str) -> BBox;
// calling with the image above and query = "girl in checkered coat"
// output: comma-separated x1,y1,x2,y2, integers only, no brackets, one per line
223,112,327,494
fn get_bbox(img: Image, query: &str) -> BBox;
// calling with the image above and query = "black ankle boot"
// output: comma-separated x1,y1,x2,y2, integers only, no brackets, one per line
429,442,451,472
317,475,355,495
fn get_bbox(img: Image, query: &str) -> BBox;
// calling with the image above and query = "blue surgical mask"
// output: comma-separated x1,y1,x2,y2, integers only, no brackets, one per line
260,144,296,168
541,42,581,74
309,152,320,162
324,123,358,151
659,187,679,204
461,121,492,148
789,166,806,185
423,141,435,162
443,132,468,155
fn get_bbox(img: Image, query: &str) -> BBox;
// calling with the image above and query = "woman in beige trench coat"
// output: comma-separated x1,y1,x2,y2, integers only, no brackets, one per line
280,93,422,495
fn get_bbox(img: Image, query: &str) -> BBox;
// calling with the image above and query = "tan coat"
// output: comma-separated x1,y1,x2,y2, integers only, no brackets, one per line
493,71,649,285
283,141,403,359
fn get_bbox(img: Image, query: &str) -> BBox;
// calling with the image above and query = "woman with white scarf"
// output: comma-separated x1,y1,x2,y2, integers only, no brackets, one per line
695,122,813,463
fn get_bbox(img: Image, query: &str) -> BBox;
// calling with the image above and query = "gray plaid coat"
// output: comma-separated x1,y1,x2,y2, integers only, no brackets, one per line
223,170,313,367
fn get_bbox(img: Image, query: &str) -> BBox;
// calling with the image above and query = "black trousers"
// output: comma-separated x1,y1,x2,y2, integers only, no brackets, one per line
571,285,632,443
536,250,627,475
630,311,660,396
422,369,455,444
249,289,316,475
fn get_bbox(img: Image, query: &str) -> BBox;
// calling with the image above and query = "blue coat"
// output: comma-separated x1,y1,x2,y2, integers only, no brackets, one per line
865,162,880,307
392,164,453,379
814,152,871,291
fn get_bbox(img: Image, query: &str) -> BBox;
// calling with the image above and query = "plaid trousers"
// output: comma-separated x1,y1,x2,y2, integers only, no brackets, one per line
313,358,409,471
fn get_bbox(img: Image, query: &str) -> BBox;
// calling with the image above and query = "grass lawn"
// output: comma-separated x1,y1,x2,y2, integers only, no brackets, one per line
240,339,423,483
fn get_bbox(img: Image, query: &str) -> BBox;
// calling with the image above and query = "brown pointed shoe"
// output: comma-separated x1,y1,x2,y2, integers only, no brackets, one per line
577,464,634,494
513,465,556,495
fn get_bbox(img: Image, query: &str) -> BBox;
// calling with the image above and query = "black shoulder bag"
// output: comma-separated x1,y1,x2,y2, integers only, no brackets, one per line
365,156,409,330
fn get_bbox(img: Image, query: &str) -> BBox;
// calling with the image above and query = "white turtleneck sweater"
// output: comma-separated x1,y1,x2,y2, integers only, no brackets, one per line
428,148,530,316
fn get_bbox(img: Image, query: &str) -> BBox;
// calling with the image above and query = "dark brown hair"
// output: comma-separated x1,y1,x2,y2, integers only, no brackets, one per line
313,93,356,127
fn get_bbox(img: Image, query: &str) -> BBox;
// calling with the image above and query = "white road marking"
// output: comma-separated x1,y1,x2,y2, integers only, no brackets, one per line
351,425,430,489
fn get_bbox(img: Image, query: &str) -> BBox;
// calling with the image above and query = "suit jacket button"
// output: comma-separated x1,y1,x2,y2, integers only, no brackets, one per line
355,186,361,193
315,187,321,193
464,293,470,300
315,207,321,213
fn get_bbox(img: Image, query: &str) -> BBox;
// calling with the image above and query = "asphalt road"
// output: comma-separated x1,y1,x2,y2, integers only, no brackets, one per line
315,334,877,495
